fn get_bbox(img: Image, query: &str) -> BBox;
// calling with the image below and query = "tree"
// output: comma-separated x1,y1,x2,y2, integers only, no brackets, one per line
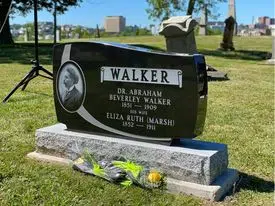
0,0,13,44
0,0,83,44
146,0,185,21
146,0,226,21
23,22,34,40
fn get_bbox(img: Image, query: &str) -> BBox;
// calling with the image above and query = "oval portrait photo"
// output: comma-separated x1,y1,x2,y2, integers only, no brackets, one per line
56,61,86,112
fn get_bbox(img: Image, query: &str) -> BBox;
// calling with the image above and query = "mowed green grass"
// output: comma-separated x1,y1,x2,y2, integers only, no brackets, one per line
0,36,274,206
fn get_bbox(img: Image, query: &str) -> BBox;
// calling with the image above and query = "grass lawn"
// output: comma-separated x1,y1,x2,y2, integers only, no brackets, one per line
0,36,274,205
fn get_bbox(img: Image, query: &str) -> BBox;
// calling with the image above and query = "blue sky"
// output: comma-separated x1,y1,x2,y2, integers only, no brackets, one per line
10,0,274,28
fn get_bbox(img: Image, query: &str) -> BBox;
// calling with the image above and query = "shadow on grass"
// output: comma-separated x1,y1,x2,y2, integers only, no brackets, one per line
24,90,53,98
236,172,274,193
198,49,271,61
3,88,53,103
1,43,271,65
130,44,271,61
0,43,53,65
219,172,274,202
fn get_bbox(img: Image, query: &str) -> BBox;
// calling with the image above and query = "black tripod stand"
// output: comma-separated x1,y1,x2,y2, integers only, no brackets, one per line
2,0,53,103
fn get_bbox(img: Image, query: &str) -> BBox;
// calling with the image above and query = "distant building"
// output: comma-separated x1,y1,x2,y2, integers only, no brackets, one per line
267,18,275,25
104,16,126,33
258,16,275,26
208,21,225,32
239,29,265,36
194,19,225,32
258,16,269,25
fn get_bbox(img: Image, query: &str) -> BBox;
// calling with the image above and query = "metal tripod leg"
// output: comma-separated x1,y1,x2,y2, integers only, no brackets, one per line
21,71,38,91
2,68,36,103
3,64,53,103
40,66,53,77
21,66,53,91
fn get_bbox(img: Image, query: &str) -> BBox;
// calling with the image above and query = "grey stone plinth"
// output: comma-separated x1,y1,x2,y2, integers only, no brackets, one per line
35,124,228,185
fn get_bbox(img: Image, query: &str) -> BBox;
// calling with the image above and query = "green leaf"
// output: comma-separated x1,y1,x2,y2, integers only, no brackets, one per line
112,160,143,178
120,180,133,187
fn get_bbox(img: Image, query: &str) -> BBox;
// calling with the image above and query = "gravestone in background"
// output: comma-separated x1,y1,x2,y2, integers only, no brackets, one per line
199,3,208,36
56,29,61,42
159,16,198,54
159,16,228,81
24,28,29,42
220,16,235,51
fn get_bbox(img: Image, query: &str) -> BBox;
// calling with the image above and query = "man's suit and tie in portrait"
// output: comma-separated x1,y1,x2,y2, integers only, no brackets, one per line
58,64,84,111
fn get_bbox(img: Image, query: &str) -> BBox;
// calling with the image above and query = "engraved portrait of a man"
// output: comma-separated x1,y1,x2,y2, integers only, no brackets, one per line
57,62,84,112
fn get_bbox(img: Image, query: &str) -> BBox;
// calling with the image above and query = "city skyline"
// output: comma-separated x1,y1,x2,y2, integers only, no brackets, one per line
10,0,275,28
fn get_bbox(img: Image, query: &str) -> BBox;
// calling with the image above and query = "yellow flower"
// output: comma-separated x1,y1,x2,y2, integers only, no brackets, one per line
147,171,162,183
74,157,84,164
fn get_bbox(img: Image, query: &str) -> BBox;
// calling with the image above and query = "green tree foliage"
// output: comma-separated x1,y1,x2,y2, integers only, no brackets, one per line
0,0,83,44
23,23,34,40
121,26,151,36
71,26,92,39
11,0,82,15
146,0,226,21
146,0,185,21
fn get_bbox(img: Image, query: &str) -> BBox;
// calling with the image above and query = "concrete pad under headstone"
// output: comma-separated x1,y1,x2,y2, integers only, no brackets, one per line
34,124,229,185
27,151,72,165
167,168,238,201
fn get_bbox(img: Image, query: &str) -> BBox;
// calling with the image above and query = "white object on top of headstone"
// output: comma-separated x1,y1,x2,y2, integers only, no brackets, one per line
159,15,198,36
159,16,198,54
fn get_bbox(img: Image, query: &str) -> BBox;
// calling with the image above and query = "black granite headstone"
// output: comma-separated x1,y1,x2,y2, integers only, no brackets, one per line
53,41,207,141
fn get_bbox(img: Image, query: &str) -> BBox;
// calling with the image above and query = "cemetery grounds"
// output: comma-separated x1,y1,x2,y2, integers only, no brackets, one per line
0,36,274,205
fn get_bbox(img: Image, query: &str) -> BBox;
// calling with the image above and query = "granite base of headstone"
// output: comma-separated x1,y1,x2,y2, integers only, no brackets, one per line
27,124,238,201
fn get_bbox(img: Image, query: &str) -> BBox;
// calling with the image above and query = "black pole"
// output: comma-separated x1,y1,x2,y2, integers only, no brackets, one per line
2,0,53,103
34,0,39,65
96,24,100,38
53,0,57,44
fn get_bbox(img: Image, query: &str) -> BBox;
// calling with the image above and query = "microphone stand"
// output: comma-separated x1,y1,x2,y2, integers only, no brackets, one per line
2,0,53,103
